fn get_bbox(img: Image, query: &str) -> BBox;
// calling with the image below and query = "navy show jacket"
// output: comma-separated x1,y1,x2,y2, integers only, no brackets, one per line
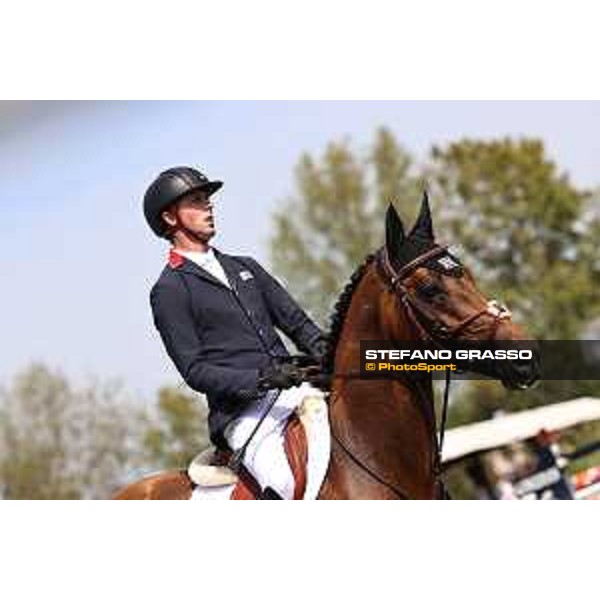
150,247,324,447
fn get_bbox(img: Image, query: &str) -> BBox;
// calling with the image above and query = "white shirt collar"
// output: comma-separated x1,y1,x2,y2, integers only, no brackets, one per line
174,246,231,288
176,246,216,265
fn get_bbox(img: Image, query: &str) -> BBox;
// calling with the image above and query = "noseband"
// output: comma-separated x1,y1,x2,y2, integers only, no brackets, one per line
377,245,512,343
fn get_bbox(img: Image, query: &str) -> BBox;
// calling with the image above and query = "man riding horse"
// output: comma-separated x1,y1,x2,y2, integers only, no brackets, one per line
144,166,328,499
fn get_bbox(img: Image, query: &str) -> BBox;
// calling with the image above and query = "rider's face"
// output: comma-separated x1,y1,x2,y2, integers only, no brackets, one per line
163,190,216,241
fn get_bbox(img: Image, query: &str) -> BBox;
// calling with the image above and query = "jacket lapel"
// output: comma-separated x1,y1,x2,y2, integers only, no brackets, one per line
170,250,230,290
214,250,247,295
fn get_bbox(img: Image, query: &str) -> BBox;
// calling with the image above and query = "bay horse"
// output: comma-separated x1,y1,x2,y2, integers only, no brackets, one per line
113,194,539,499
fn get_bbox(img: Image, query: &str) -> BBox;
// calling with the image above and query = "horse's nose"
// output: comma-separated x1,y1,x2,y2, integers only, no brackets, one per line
508,354,540,389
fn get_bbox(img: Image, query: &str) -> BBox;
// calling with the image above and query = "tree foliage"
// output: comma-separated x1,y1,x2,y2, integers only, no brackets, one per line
429,138,600,339
0,364,144,499
270,127,423,325
0,365,211,498
142,385,210,470
273,131,599,340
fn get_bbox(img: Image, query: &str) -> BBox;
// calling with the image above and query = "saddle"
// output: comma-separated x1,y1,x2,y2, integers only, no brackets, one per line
188,394,329,500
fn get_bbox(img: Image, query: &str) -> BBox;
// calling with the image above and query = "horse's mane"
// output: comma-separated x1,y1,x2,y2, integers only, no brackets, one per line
323,253,376,373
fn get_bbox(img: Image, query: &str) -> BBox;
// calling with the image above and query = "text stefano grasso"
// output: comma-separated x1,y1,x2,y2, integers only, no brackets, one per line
364,349,534,361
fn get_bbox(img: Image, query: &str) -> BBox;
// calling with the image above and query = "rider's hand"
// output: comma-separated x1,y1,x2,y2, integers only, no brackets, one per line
258,363,304,391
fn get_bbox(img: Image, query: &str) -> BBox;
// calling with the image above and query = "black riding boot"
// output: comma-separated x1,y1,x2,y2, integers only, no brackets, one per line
261,487,284,500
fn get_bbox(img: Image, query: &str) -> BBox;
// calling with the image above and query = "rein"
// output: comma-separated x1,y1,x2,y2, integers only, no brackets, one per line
330,426,411,499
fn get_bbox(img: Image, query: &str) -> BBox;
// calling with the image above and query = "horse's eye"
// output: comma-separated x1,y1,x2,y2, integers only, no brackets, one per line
417,282,443,299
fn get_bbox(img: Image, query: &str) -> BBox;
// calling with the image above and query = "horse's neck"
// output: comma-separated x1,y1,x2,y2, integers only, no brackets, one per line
333,267,418,373
327,267,437,498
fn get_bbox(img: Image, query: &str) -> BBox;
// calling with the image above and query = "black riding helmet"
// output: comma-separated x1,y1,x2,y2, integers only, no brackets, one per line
143,166,223,238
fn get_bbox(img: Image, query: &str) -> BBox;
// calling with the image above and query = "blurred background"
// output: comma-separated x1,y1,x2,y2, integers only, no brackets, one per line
1,100,599,499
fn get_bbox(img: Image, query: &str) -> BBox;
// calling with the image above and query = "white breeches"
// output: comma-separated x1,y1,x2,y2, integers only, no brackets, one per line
223,383,321,499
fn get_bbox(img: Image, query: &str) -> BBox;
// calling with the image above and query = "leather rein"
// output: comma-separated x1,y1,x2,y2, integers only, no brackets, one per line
329,245,512,499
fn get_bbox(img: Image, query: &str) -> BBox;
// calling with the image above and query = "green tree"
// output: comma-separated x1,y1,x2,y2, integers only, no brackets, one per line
429,138,600,339
270,127,423,325
142,386,210,470
0,364,144,499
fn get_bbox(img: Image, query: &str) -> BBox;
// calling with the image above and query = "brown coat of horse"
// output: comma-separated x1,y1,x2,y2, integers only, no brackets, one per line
114,197,538,500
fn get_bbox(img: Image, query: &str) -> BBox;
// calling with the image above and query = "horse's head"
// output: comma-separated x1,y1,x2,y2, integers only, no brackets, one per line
379,193,539,389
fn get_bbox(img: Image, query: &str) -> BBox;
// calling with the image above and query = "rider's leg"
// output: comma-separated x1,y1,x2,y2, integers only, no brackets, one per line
245,428,295,499
224,386,307,499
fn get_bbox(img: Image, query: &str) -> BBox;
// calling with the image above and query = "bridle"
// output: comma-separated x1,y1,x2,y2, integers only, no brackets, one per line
377,244,512,344
329,244,513,499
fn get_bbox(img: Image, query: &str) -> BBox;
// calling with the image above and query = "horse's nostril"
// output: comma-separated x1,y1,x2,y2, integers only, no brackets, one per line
511,356,540,386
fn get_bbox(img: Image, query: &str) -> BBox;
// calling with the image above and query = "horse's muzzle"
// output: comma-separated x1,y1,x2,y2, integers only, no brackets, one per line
501,351,541,390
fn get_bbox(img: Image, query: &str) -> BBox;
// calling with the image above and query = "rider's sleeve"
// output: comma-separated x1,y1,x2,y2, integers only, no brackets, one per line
150,279,260,400
239,257,326,356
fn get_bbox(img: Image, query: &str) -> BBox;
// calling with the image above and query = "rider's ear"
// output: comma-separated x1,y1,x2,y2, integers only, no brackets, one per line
408,190,434,244
385,203,405,253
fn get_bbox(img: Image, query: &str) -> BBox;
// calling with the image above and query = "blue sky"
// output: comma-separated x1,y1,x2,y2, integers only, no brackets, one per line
1,101,599,400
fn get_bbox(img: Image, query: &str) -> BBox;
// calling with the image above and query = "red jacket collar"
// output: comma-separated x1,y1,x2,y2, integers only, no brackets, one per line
168,249,185,269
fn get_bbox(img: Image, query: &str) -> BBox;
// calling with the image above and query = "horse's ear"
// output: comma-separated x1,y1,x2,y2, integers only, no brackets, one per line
385,203,405,252
408,190,434,243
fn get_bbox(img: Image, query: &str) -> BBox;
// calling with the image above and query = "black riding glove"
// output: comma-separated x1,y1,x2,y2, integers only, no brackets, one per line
258,363,304,392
